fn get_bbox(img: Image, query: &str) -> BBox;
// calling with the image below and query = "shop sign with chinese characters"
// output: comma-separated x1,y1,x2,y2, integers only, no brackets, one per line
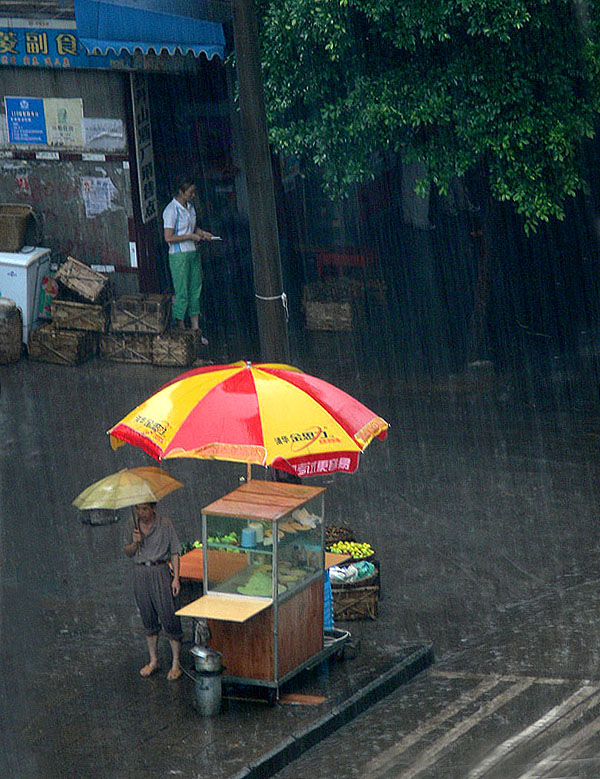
0,23,198,72
0,24,113,69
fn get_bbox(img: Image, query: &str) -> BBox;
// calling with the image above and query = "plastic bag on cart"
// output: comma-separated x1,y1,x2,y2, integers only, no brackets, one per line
194,618,211,647
329,561,375,583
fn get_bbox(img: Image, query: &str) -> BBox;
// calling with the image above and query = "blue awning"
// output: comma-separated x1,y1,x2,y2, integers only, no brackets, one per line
74,0,225,60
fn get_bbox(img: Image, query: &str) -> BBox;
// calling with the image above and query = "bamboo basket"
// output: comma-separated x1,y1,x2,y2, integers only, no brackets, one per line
331,571,379,620
153,331,196,366
110,294,170,333
99,332,154,363
0,299,22,363
0,203,32,252
304,300,353,331
28,324,97,365
50,299,108,332
55,257,109,303
325,524,356,546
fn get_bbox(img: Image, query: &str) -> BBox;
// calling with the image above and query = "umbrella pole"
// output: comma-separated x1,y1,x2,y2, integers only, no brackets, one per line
247,463,252,482
131,506,141,554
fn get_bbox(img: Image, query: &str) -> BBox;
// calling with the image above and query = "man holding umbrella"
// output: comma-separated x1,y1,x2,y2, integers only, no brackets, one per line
124,502,184,680
73,468,186,681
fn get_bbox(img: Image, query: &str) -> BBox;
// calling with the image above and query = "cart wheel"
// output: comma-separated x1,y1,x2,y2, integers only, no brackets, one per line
343,639,360,660
266,688,278,706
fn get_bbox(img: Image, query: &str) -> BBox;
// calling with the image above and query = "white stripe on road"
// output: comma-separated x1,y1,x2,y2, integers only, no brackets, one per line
364,676,503,775
517,711,600,778
467,685,600,778
367,676,535,778
396,679,536,779
433,670,569,685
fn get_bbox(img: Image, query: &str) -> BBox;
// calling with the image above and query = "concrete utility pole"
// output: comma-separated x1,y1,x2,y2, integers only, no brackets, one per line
232,0,290,363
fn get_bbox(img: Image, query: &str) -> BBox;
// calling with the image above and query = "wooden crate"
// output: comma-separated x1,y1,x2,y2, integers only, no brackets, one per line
304,300,353,331
331,574,379,620
55,257,109,303
28,324,97,365
50,299,108,332
304,278,366,303
99,332,154,363
153,330,196,366
302,278,386,331
110,294,170,334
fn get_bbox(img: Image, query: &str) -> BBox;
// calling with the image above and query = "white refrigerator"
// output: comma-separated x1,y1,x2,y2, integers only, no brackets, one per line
0,247,51,342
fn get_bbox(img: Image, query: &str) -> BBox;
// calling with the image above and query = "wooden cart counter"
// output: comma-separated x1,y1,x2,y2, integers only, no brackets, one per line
176,593,272,622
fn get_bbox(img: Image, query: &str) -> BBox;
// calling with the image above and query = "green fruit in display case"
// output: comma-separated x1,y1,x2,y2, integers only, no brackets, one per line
207,532,240,545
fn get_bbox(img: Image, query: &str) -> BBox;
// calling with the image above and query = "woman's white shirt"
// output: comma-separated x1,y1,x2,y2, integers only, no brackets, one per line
162,199,197,254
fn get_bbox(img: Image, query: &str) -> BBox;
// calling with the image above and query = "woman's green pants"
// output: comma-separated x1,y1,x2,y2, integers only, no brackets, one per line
169,249,203,320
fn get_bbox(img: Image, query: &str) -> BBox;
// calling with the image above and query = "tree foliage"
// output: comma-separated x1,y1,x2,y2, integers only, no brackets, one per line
257,0,600,230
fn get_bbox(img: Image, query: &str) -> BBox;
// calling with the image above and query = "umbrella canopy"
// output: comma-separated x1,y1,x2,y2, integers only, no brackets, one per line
107,361,388,477
73,466,184,510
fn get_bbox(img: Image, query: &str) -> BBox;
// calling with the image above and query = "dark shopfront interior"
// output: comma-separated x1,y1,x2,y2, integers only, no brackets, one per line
147,64,258,360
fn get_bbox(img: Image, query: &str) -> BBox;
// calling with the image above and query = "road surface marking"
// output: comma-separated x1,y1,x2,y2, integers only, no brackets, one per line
395,679,535,779
365,675,503,775
432,670,569,685
517,710,600,778
466,684,600,778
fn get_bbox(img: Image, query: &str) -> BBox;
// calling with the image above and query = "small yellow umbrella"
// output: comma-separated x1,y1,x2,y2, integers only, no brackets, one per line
73,466,184,511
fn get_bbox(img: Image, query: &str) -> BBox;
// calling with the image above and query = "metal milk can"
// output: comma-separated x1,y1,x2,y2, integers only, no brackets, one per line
190,645,223,716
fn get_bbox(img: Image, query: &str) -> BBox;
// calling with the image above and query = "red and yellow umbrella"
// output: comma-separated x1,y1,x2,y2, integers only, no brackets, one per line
108,361,388,477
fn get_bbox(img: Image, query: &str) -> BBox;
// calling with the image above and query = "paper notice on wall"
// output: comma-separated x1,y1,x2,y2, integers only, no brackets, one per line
129,241,138,268
44,98,83,148
82,118,125,151
14,164,30,195
81,176,117,218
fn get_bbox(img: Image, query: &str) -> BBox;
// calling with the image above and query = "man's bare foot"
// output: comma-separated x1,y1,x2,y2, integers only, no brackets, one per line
140,663,159,677
167,667,183,681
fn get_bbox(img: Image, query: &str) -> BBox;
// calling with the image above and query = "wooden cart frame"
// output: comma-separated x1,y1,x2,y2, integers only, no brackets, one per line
177,482,351,700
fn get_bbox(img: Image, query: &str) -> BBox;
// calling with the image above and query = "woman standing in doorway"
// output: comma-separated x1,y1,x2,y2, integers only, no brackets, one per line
162,181,215,336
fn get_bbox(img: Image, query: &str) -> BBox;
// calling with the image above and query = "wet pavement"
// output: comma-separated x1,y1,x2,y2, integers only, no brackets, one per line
272,571,600,778
3,328,600,776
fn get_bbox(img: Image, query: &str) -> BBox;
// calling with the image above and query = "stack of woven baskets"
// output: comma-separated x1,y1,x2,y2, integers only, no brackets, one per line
28,256,207,367
28,256,109,366
326,524,380,621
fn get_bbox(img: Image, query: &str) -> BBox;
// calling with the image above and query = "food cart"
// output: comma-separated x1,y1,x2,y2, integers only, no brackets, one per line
176,480,350,701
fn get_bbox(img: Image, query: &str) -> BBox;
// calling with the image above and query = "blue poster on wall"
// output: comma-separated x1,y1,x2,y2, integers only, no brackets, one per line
5,97,47,144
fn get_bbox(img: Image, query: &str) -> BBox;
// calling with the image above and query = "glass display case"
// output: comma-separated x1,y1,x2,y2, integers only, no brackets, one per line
203,491,324,600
